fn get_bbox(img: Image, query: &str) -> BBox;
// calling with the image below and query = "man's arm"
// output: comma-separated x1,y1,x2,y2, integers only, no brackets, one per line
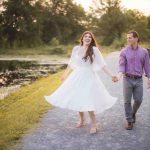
143,50,150,78
143,50,150,88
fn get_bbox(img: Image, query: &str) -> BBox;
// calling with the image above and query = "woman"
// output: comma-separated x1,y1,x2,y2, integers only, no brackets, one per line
44,31,117,134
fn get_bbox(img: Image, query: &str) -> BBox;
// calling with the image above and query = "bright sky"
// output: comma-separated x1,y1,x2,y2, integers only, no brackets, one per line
75,0,150,15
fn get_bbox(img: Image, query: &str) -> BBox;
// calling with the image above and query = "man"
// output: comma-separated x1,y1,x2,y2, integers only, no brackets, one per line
114,31,150,130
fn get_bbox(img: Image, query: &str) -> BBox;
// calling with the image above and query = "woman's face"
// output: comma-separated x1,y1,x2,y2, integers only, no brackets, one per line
82,33,92,46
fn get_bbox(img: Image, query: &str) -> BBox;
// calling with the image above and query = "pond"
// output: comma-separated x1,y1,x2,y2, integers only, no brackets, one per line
0,60,67,99
0,60,37,72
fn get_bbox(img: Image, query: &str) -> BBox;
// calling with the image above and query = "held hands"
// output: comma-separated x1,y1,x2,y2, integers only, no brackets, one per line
112,73,123,83
112,75,119,82
112,74,122,82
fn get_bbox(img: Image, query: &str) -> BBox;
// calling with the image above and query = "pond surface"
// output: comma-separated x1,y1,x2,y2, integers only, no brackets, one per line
0,59,67,100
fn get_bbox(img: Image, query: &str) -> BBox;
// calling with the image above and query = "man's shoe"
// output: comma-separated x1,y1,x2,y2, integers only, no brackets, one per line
132,114,136,123
125,122,133,130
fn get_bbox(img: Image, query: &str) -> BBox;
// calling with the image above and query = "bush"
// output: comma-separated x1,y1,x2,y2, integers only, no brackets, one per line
49,38,60,46
49,45,66,54
112,33,126,48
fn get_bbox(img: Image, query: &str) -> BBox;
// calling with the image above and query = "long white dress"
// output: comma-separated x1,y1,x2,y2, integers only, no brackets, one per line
44,46,117,114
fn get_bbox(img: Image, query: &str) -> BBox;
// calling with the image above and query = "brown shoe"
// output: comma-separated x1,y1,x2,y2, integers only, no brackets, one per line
125,122,133,130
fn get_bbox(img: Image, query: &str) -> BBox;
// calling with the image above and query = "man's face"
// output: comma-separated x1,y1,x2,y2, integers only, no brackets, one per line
127,33,138,46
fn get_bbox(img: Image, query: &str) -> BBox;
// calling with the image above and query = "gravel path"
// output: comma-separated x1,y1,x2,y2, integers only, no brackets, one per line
17,52,150,150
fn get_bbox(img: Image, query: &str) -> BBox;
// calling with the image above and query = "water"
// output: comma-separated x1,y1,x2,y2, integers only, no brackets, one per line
0,60,66,99
0,60,37,72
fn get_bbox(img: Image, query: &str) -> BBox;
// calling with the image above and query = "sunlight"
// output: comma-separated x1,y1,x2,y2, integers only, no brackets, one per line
121,0,150,15
74,0,150,15
74,0,93,11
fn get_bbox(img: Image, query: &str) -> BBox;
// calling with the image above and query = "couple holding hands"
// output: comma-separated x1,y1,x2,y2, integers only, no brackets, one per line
44,30,150,134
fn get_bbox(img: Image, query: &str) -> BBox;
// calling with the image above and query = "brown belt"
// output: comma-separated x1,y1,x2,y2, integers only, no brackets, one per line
125,74,142,79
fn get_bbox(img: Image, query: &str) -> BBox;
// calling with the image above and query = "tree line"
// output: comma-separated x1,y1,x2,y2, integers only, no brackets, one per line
0,0,150,48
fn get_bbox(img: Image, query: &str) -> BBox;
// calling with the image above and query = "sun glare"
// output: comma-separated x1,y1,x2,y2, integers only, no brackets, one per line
74,0,150,15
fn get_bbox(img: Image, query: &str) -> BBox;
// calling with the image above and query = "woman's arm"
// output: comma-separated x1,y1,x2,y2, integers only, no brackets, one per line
102,66,114,77
102,66,119,82
60,46,78,81
60,65,72,81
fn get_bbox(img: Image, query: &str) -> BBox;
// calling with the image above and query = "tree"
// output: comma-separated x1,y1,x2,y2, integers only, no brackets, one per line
124,9,150,41
0,0,87,48
1,0,43,47
91,0,126,45
41,0,87,44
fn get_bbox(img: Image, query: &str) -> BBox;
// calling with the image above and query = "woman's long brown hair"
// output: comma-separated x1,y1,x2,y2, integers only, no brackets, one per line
80,31,97,63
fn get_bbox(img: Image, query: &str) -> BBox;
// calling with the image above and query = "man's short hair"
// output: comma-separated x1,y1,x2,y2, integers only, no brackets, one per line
128,31,140,42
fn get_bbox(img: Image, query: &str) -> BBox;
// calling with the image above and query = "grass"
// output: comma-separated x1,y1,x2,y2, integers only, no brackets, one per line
140,42,150,49
0,70,64,150
99,44,123,57
100,45,118,57
0,42,149,56
0,44,116,57
0,45,73,56
101,42,150,56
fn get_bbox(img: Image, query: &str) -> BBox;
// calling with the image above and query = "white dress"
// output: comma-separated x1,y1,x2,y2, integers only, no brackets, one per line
44,46,117,114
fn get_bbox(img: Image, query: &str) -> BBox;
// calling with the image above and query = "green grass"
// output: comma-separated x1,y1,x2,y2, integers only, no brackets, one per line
1,42,149,56
0,45,73,56
0,44,116,56
140,42,150,49
100,45,119,57
101,42,150,56
0,71,64,150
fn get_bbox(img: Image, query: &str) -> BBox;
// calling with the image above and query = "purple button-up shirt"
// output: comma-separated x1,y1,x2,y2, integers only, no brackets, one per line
119,45,150,78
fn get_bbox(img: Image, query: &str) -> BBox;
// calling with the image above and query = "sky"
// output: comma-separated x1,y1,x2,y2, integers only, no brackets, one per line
75,0,150,16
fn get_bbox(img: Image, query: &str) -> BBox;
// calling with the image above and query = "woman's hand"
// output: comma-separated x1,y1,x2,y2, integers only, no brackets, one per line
60,75,65,81
60,65,72,81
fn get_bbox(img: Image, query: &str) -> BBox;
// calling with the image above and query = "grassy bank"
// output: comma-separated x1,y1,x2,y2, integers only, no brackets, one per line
0,45,73,56
0,44,117,60
0,71,63,150
0,42,149,56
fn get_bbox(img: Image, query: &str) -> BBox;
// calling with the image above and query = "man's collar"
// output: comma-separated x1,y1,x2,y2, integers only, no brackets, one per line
128,45,139,50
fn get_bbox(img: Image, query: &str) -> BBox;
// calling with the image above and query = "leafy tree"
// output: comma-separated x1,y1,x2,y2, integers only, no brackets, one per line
91,0,126,45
